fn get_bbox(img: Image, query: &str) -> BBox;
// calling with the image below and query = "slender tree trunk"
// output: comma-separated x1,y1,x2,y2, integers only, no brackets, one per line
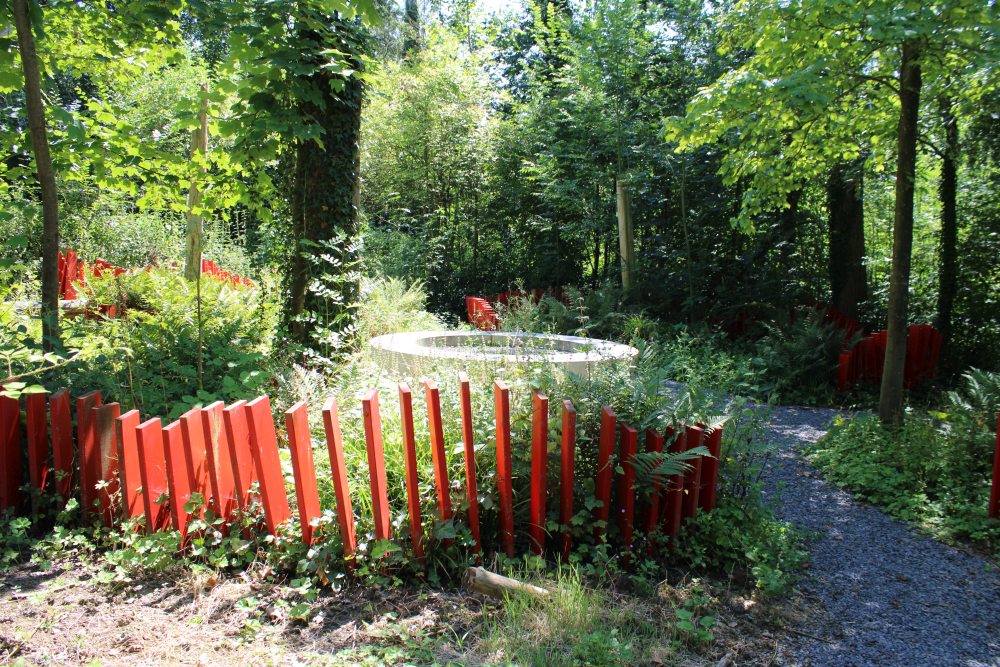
879,40,922,425
616,179,634,292
184,84,209,282
13,0,60,350
403,0,420,56
936,96,958,364
827,163,867,320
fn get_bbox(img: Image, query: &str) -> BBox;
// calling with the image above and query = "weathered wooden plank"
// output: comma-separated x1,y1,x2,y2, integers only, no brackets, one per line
284,401,322,544
559,400,576,563
93,402,121,525
361,389,392,541
49,389,73,501
698,424,724,512
322,397,357,567
202,401,237,520
222,400,255,511
135,418,171,533
529,390,549,555
163,420,194,536
494,381,514,557
245,396,291,534
115,409,143,520
180,408,210,518
682,425,705,520
593,406,617,542
398,383,424,563
75,391,102,517
458,373,481,558
424,380,453,522
0,391,22,511
616,424,638,549
25,392,48,492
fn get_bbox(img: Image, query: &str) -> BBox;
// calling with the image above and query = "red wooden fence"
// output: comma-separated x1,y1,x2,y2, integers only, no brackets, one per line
0,375,737,567
837,324,942,392
990,412,1000,521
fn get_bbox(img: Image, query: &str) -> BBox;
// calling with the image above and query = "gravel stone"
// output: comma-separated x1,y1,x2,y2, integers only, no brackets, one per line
761,406,1000,667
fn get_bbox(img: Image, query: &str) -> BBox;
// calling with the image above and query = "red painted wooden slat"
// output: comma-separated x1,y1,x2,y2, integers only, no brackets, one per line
222,400,255,510
593,406,617,542
529,390,549,555
284,401,322,544
163,420,194,535
115,410,143,520
616,424,638,549
682,425,705,520
559,400,577,563
25,392,48,491
698,424,724,512
398,384,424,563
202,401,237,520
640,428,667,542
322,397,357,566
135,418,171,533
245,396,291,535
75,391,102,517
361,389,392,541
424,380,453,522
458,373,481,557
494,381,515,557
49,389,73,501
0,391,22,511
662,429,687,544
989,413,1000,520
93,403,121,525
180,408,210,518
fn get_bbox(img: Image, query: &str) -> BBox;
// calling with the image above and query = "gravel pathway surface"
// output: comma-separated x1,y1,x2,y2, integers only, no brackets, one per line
762,406,1000,667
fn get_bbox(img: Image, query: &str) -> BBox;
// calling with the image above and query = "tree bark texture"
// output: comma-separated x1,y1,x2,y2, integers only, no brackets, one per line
827,163,867,321
13,0,60,350
184,84,209,282
936,96,958,362
616,179,635,291
879,40,922,425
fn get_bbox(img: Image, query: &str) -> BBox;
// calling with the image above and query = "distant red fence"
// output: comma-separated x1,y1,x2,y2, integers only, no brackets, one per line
989,413,1000,521
837,324,942,392
0,378,723,566
465,287,567,330
57,250,253,301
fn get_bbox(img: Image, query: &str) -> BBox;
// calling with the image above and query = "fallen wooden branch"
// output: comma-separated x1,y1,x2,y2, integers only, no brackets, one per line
463,567,549,600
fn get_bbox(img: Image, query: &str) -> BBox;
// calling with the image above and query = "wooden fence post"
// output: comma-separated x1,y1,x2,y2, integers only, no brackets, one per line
593,406,617,542
115,409,143,520
222,400,255,511
559,400,577,563
202,401,237,520
616,424,638,549
75,391,102,517
49,389,73,501
682,425,705,520
180,408,210,519
0,391,22,511
246,396,291,535
662,429,687,545
640,429,667,546
322,397,357,567
398,383,425,563
361,389,392,542
163,421,193,536
93,402,121,525
25,392,48,492
990,412,1000,520
424,380,453,523
530,390,549,555
699,424,724,513
494,381,515,557
135,418,170,533
285,402,322,544
458,373,481,557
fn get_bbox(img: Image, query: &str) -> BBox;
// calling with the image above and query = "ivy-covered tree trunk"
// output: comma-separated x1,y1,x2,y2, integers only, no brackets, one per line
287,19,364,348
827,163,867,320
13,0,60,350
936,96,959,365
879,40,922,426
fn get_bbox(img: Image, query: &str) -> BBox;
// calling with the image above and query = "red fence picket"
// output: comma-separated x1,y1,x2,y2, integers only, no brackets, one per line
424,380,453,522
115,409,143,520
246,396,291,534
93,402,121,525
699,424,724,512
285,402,321,544
616,425,638,549
223,400,255,511
640,429,667,541
361,389,392,542
990,413,1000,521
25,393,48,492
162,421,193,535
323,397,357,566
0,391,22,511
682,425,705,520
202,401,237,520
180,408,211,519
662,429,687,544
75,391,102,517
135,418,170,533
559,400,576,563
398,384,425,563
49,389,73,501
494,381,515,556
458,373,481,557
593,406,617,542
530,390,549,555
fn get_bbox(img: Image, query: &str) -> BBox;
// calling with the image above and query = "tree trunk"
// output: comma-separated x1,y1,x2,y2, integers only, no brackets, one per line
184,84,209,282
779,188,801,274
616,178,634,291
935,96,958,364
13,0,60,350
827,163,867,320
879,40,922,426
403,0,420,56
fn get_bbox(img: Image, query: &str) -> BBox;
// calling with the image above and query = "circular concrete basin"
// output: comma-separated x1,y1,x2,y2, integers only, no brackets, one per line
368,331,639,377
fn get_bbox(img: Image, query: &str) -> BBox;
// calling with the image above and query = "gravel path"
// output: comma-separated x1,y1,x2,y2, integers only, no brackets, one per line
762,406,1000,667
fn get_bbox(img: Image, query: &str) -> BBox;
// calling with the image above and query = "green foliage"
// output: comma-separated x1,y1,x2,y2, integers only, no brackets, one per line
808,373,1000,554
353,277,446,348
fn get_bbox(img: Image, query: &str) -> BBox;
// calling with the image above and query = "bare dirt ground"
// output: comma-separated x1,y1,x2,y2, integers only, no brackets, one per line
0,556,809,666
